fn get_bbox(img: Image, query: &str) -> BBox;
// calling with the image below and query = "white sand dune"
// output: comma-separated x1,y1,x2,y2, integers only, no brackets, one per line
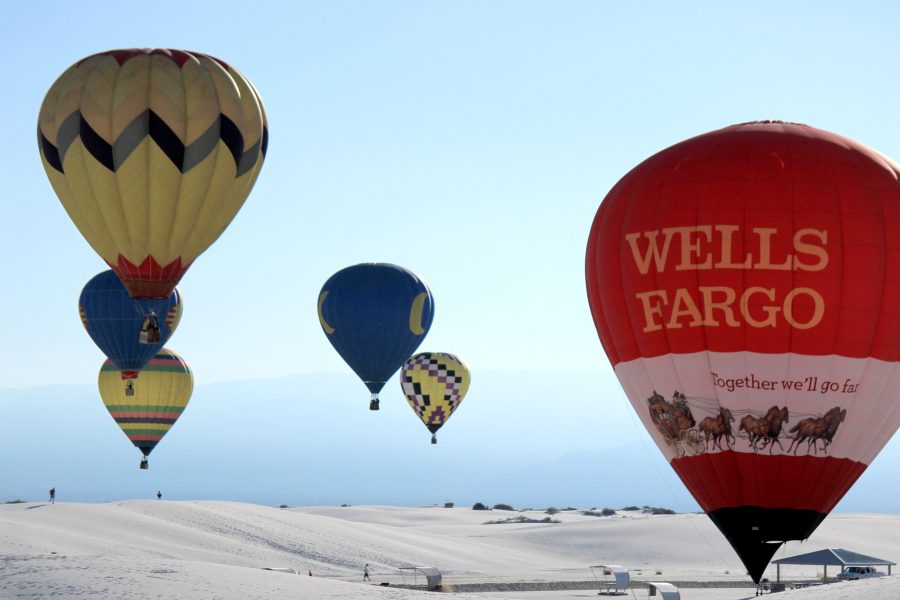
1,501,897,599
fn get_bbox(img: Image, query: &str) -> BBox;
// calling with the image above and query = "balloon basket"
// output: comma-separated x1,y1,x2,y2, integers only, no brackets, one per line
369,397,380,411
140,457,148,470
431,434,437,445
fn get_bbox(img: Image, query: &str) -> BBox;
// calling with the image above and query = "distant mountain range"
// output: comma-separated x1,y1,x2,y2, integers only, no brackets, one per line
1,370,897,512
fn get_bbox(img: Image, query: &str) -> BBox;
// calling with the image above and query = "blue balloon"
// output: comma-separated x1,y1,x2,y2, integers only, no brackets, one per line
79,271,183,375
318,263,434,409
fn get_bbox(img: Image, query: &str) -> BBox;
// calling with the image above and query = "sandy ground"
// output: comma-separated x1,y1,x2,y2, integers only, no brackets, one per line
1,502,897,599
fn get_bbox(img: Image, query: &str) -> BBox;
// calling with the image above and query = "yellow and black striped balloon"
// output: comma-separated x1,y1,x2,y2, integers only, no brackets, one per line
38,49,268,298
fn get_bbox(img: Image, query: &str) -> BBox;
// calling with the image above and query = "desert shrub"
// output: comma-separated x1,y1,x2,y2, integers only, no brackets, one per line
340,503,351,507
584,508,616,517
472,502,488,510
444,502,454,508
621,505,641,511
483,515,561,525
279,504,289,509
562,507,578,511
545,507,559,515
643,507,675,515
5,499,26,504
493,503,515,511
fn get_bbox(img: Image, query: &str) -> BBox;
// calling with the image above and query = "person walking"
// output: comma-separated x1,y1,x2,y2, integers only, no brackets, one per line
363,564,370,581
157,490,162,500
49,487,55,504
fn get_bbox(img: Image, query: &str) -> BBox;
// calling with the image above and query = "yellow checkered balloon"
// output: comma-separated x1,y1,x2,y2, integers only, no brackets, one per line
400,352,470,443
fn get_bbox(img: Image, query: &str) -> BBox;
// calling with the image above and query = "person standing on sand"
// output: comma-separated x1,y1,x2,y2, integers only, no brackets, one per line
49,487,55,504
157,491,161,500
363,564,370,581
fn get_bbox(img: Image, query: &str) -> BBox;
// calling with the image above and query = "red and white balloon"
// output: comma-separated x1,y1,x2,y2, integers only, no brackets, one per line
585,121,900,582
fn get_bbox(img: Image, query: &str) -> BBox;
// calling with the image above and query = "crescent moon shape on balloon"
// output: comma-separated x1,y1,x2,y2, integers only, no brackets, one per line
317,291,335,334
408,292,429,335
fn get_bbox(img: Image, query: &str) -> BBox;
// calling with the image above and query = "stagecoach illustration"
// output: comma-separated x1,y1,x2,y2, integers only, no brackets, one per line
645,390,846,457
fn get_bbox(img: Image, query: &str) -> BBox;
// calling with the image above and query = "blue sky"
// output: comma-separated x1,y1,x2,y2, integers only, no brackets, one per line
1,1,898,513
2,1,898,388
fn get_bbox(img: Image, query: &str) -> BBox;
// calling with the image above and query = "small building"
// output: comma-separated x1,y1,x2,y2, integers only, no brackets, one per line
590,564,630,595
771,548,895,582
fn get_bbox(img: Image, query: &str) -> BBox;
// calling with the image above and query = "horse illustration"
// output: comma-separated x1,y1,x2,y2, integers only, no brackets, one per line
787,407,846,455
761,406,790,452
738,405,790,453
698,407,735,451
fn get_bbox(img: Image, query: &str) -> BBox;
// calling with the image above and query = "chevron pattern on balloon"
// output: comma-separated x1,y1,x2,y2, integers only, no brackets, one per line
40,109,266,176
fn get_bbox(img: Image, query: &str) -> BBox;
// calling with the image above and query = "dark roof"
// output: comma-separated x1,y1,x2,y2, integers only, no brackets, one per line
773,549,895,567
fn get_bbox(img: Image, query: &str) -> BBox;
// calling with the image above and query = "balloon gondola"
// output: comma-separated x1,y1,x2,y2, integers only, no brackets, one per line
585,121,900,582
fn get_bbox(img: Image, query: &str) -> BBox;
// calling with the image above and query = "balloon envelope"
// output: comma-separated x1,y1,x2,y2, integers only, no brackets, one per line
80,270,182,376
318,263,434,408
98,348,193,462
38,49,268,298
400,352,471,441
585,121,900,582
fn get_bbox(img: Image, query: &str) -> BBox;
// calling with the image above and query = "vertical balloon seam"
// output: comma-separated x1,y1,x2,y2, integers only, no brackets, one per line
178,54,224,266
88,58,128,266
782,134,821,515
214,61,265,252
231,67,267,220
63,62,114,261
42,68,89,247
826,145,860,507
696,134,746,516
601,181,635,365
191,55,233,257
374,272,394,392
117,55,147,263
813,141,856,510
157,53,186,263
611,174,648,363
776,133,797,515
684,138,732,516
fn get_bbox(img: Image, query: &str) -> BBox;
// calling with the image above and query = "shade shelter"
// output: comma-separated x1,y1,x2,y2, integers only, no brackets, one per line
589,564,630,594
771,548,895,582
398,567,442,590
647,582,680,599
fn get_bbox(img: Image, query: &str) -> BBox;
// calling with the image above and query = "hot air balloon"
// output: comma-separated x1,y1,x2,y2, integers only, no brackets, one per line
98,348,193,469
585,121,900,583
38,49,268,299
318,263,434,410
80,270,182,386
400,352,470,444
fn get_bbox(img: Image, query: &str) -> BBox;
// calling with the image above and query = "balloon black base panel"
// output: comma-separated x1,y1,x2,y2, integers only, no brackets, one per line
708,506,826,583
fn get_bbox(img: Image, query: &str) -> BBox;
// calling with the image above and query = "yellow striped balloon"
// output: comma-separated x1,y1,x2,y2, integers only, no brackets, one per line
98,348,193,468
400,352,471,444
38,49,268,298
